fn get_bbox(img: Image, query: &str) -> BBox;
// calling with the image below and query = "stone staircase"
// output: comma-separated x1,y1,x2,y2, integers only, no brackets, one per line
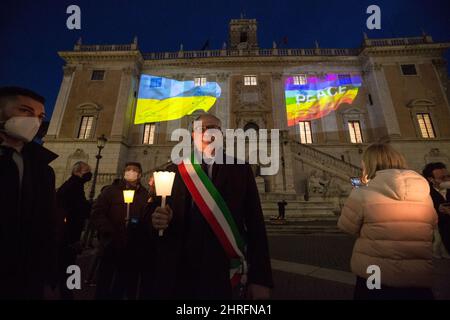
259,193,341,234
260,196,337,217
264,217,341,235
259,140,361,234
290,141,361,180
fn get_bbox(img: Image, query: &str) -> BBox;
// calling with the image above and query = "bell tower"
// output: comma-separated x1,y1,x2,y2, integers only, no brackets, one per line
228,17,258,50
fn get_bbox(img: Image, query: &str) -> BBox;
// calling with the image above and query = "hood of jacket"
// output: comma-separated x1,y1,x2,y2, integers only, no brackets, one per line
367,169,430,202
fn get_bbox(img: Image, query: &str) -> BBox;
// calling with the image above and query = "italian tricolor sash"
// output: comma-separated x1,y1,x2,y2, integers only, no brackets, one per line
178,153,247,287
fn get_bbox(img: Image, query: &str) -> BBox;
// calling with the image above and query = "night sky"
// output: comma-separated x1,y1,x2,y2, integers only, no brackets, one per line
1,0,449,119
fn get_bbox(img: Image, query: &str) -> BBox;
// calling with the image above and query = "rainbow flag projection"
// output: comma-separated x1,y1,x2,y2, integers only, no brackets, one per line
134,74,221,124
285,74,362,126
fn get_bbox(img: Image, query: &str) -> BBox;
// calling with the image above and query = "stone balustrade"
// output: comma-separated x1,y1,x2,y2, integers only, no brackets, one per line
292,141,361,178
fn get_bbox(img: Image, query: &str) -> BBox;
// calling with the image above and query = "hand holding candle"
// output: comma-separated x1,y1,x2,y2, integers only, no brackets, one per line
153,171,175,236
152,206,173,235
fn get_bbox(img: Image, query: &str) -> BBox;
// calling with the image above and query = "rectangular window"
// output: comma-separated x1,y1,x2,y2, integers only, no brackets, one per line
240,32,248,43
244,75,257,86
348,121,363,143
91,70,105,81
368,94,373,106
78,116,94,139
293,74,307,85
298,121,313,144
416,113,436,139
143,123,156,144
401,64,417,76
194,77,207,87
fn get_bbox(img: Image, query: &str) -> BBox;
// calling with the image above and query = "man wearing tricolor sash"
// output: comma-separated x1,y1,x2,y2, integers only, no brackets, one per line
140,114,273,300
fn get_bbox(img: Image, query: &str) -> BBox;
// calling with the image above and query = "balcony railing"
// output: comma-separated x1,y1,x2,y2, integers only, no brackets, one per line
74,44,133,51
364,36,432,47
141,48,361,60
71,36,435,60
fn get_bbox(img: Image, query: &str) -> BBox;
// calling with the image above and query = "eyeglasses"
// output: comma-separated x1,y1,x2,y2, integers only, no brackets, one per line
194,125,222,133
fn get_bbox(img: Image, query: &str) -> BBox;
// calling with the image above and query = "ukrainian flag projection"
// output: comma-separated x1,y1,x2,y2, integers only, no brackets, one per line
285,74,362,126
134,74,222,124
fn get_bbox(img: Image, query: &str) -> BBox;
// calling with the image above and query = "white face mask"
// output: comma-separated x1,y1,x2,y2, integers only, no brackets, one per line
2,116,41,142
440,181,450,190
124,170,139,182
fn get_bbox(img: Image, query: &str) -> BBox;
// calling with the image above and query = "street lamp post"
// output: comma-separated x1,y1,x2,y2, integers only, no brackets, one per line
82,134,107,249
89,134,108,202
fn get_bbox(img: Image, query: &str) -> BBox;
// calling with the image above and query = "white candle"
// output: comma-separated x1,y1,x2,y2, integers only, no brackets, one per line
153,171,175,236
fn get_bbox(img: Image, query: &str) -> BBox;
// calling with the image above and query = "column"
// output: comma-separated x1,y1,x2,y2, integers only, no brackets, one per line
110,67,135,141
282,139,296,193
271,72,287,130
318,67,341,142
321,113,340,143
273,130,296,193
432,59,450,115
46,66,75,139
365,58,401,137
165,74,184,141
272,138,285,193
215,73,230,128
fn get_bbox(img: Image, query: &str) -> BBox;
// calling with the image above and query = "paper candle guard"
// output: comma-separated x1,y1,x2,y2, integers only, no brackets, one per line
153,171,176,236
123,190,135,222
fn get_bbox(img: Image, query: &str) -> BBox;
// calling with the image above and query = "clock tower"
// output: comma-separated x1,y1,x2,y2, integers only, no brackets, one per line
228,17,258,50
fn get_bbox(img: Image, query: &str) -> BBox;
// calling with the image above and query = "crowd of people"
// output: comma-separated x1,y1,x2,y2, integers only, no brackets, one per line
1,86,449,300
0,87,272,300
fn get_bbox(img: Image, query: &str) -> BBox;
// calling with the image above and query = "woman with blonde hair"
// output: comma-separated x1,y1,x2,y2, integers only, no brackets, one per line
338,143,437,300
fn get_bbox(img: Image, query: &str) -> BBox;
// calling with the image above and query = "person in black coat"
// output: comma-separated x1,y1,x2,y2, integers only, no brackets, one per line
277,200,287,220
91,162,150,299
0,87,59,299
423,162,450,257
56,161,92,299
141,114,273,300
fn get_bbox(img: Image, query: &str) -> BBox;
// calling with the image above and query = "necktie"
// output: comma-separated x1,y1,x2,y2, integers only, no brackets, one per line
201,162,210,178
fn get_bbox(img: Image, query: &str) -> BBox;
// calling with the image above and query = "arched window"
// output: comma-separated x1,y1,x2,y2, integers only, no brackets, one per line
244,122,259,132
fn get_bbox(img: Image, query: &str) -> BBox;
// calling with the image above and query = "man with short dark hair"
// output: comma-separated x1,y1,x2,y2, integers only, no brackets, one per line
0,86,59,299
91,162,149,299
423,162,450,258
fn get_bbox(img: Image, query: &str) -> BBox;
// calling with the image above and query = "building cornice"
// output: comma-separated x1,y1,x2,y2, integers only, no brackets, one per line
58,50,144,64
360,43,450,57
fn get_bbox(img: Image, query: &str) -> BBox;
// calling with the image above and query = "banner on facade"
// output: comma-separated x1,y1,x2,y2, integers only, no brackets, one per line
285,74,362,126
134,74,222,124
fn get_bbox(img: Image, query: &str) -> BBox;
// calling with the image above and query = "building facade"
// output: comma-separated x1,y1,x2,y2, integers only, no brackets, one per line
45,18,450,217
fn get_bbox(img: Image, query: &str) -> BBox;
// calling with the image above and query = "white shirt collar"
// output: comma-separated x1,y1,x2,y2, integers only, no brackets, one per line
1,141,23,153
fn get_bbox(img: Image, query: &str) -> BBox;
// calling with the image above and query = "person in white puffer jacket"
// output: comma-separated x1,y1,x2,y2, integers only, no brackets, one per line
338,143,437,300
